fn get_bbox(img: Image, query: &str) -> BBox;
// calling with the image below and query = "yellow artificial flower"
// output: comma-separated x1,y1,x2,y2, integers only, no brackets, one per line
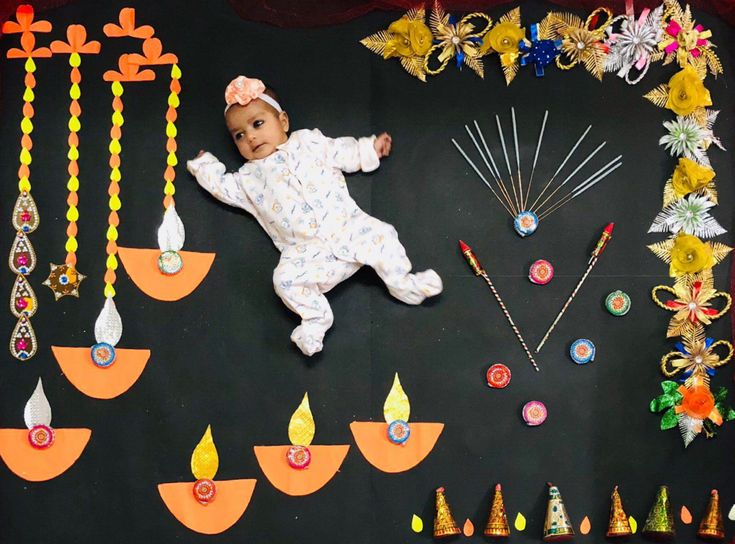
479,21,524,56
384,18,413,59
384,18,433,58
665,66,712,116
670,233,714,276
408,20,432,56
671,157,715,198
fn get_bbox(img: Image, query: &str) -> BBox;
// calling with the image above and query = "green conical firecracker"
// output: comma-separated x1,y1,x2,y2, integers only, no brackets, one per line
642,485,675,541
543,483,575,542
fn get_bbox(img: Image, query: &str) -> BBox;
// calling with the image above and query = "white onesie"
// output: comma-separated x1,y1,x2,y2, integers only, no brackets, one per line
187,128,442,355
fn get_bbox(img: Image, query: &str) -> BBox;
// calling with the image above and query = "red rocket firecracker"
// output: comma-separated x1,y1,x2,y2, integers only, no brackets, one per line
460,240,540,372
535,223,615,353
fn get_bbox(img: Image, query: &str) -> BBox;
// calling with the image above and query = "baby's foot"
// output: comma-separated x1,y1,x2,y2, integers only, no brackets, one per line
291,324,324,356
388,269,443,305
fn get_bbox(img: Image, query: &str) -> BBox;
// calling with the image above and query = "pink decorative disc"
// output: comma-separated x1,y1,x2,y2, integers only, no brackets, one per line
522,401,548,426
529,260,554,285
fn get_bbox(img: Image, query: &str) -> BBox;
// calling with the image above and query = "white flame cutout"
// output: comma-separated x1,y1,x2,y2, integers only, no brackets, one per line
24,378,52,429
94,296,123,346
157,205,185,252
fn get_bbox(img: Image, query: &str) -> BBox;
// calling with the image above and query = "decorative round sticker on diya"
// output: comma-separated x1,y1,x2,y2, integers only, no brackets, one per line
605,290,631,316
529,259,554,284
514,211,539,237
486,364,511,388
286,445,311,469
387,420,411,444
522,400,547,426
570,339,596,364
158,249,183,275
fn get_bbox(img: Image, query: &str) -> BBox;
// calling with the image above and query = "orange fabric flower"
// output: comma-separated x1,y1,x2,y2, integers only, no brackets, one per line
675,383,716,420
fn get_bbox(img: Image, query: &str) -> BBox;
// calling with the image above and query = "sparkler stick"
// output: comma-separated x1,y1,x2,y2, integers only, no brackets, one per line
465,125,516,213
473,120,516,214
523,110,548,211
496,114,520,212
452,139,514,217
535,223,615,353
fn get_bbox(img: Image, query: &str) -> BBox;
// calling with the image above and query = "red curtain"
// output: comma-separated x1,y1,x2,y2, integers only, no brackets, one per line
2,0,735,31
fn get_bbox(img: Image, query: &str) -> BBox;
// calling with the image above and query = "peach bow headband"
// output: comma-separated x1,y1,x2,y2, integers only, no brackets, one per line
224,75,282,114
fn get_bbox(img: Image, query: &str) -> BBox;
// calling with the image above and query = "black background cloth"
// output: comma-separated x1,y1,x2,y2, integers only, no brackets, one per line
0,0,733,542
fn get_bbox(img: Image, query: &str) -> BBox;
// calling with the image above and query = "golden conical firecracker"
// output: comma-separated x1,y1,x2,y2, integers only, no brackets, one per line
607,485,633,537
543,483,575,542
642,485,675,540
484,483,511,537
697,489,725,541
434,487,462,538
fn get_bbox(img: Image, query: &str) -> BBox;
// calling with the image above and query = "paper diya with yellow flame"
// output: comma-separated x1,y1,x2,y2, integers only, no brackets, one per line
350,373,444,473
157,425,257,535
0,378,91,482
254,393,350,496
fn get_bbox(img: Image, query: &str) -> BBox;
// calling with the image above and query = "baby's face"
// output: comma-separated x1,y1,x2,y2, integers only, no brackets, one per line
225,99,289,161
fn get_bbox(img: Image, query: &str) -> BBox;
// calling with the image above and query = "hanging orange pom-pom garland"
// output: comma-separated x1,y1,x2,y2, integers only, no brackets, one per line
3,4,52,361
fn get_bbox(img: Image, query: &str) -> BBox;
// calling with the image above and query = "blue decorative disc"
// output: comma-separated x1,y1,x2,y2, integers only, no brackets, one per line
91,342,116,368
387,420,411,444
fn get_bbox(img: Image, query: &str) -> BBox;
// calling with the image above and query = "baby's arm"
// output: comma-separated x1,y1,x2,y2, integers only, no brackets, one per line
186,151,255,214
313,129,384,174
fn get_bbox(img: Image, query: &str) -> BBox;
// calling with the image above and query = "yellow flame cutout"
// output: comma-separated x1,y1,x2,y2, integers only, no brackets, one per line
190,425,219,480
288,393,315,446
383,372,410,423
629,515,638,533
411,514,423,533
514,512,526,531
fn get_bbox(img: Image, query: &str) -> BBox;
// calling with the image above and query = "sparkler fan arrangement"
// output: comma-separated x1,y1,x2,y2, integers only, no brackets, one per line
453,108,623,237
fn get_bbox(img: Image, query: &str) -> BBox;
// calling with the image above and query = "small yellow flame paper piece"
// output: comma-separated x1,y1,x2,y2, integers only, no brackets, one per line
728,504,735,521
383,373,410,423
514,512,526,531
190,425,218,480
411,514,423,533
629,515,638,533
463,518,474,536
580,515,591,534
680,505,692,524
288,393,315,447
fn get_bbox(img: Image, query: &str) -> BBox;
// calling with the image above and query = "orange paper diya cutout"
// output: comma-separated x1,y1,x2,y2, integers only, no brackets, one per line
52,298,150,399
350,373,443,473
158,426,256,535
0,378,91,482
254,393,350,496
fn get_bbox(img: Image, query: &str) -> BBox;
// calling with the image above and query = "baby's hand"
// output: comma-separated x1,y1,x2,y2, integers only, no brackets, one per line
374,133,392,158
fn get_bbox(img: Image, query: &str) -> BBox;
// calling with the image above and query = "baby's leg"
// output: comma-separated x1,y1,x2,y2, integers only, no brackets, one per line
356,223,443,305
273,248,360,356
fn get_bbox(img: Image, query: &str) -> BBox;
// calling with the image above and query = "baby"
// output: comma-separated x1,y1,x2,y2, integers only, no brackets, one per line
187,76,442,356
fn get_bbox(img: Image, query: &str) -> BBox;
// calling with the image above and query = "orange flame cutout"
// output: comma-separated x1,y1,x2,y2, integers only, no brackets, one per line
129,38,178,65
2,4,51,35
580,515,591,534
680,505,693,524
50,25,101,55
103,54,155,82
103,8,155,39
463,519,474,537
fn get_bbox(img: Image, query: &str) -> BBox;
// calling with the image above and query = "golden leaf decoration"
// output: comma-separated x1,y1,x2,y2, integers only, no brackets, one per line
644,84,669,108
502,60,519,85
663,178,717,207
537,14,554,40
648,238,675,263
464,52,485,79
710,242,733,265
383,373,410,423
406,7,425,23
700,48,723,77
499,6,520,26
400,56,427,82
582,45,607,81
360,30,392,57
191,425,219,480
546,11,584,36
288,392,315,446
429,0,447,34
